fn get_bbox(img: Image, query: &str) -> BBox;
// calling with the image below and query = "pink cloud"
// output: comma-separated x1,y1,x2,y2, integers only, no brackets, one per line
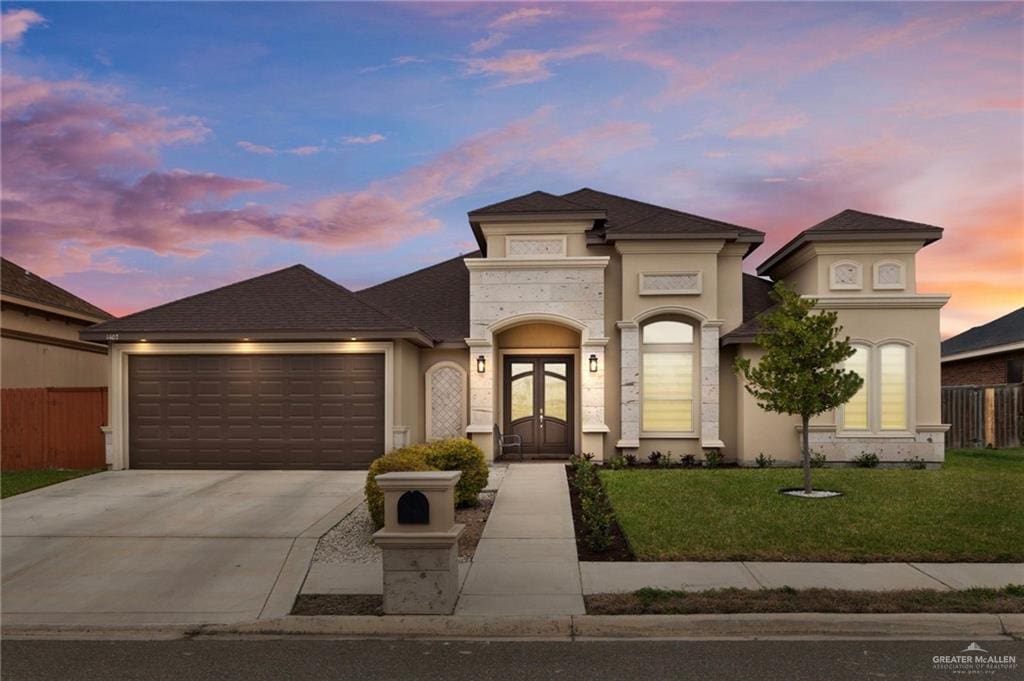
286,145,323,156
237,140,275,155
1,8,45,45
462,44,601,88
489,7,554,29
729,113,809,139
470,32,508,53
342,133,386,145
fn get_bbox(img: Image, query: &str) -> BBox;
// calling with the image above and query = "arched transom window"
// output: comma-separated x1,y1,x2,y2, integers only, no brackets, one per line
641,319,696,433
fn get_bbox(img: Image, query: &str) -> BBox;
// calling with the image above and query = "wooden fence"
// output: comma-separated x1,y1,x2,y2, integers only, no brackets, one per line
942,383,1023,449
1,387,108,470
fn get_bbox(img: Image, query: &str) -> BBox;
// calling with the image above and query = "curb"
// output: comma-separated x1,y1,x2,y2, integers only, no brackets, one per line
8,613,1015,641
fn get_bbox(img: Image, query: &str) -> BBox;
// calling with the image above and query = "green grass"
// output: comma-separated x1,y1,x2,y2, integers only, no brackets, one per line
585,585,1024,614
1,468,103,499
599,448,1024,562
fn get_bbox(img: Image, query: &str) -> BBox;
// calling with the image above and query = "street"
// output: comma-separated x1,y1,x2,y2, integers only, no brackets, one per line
3,638,1022,681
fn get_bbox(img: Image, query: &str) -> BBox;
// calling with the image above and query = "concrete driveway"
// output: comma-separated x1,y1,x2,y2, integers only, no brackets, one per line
1,470,366,627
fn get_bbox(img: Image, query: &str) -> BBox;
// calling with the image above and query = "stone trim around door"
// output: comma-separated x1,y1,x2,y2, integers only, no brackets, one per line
106,341,395,470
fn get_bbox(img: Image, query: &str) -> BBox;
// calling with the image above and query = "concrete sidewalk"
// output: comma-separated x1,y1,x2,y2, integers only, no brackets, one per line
581,561,1024,594
455,463,584,616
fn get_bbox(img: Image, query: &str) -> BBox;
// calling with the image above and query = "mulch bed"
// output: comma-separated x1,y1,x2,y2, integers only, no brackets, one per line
292,594,383,616
456,491,493,560
565,465,634,562
585,586,1024,615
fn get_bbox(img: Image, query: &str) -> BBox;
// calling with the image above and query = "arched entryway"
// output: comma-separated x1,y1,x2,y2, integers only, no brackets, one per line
496,322,581,458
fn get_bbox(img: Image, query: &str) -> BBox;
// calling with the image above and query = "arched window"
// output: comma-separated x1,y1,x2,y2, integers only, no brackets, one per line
640,319,696,433
425,362,467,440
840,341,911,433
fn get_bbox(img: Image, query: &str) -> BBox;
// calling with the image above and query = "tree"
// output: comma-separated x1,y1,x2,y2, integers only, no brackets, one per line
734,282,863,494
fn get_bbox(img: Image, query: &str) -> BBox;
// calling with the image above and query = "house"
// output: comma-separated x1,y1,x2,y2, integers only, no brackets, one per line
941,307,1024,386
1,257,113,389
82,189,950,470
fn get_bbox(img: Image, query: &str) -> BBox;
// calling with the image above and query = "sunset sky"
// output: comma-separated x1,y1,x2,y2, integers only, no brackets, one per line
2,2,1021,337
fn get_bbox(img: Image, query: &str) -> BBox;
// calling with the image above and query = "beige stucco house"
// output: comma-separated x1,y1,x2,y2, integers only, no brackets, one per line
2,257,112,389
83,189,950,470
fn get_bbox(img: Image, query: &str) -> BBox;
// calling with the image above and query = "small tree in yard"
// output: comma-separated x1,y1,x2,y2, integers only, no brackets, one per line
735,282,863,494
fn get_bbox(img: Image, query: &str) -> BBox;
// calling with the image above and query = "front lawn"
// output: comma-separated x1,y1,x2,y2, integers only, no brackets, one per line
1,468,103,499
599,448,1024,562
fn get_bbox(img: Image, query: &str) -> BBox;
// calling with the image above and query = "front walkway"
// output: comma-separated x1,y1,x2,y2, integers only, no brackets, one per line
455,463,585,615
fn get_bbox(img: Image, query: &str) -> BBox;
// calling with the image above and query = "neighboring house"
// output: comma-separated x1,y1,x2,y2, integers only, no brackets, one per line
82,189,950,470
1,257,113,389
941,307,1024,386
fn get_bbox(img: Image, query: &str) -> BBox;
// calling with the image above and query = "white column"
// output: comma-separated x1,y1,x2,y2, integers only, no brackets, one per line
700,321,724,449
617,322,640,450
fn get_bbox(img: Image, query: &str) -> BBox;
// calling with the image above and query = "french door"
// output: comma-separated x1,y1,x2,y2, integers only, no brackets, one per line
503,355,573,456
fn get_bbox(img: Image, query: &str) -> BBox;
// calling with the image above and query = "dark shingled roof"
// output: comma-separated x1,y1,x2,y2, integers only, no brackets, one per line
562,188,764,239
941,307,1024,358
1,257,112,321
81,265,424,341
358,252,478,344
758,209,943,275
720,274,777,345
469,191,599,216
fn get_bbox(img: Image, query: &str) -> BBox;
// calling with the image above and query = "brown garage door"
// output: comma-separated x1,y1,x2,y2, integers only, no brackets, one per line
129,354,384,469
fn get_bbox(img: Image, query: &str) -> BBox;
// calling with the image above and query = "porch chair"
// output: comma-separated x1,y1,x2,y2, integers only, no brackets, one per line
494,424,523,461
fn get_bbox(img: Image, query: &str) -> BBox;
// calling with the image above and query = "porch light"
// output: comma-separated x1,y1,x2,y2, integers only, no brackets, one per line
476,355,486,373
589,354,599,372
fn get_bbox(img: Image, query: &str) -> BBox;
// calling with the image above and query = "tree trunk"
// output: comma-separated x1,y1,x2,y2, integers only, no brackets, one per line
801,414,812,494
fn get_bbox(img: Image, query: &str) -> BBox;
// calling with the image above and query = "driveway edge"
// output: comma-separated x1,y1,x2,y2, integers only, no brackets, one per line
4,613,1017,641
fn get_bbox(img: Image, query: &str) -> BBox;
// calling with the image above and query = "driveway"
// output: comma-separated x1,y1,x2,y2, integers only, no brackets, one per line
1,470,366,627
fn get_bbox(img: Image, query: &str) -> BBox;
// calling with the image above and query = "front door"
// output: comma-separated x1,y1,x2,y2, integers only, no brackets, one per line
503,356,573,457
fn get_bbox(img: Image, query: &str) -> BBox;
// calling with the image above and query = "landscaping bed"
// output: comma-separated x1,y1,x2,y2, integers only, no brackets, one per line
1,468,103,499
566,463,634,562
586,585,1024,615
313,491,495,565
292,594,383,616
596,448,1024,562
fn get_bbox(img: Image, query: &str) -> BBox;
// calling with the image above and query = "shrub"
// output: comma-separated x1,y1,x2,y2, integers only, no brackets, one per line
647,451,663,466
605,455,627,470
423,438,489,507
581,493,612,551
755,452,775,469
680,454,697,468
659,451,674,468
624,453,638,467
853,451,880,468
365,445,434,529
904,456,927,470
810,451,827,468
704,449,723,469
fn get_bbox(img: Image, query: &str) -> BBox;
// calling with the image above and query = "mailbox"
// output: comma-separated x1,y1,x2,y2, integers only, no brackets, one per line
397,490,429,525
372,471,464,614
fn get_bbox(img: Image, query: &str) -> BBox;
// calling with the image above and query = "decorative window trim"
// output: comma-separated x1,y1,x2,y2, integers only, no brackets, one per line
505,235,567,259
425,361,468,441
872,260,906,290
639,271,703,296
829,259,863,291
639,317,699,435
837,339,915,436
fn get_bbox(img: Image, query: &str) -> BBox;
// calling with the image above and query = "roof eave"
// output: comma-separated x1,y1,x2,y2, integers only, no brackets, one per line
1,293,113,325
79,328,436,347
941,339,1024,363
756,228,944,276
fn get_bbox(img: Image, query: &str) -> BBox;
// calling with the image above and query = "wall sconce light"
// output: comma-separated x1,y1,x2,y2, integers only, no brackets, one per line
476,355,486,373
589,354,599,373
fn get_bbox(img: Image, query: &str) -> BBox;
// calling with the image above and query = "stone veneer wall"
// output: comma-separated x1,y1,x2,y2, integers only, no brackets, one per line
806,429,946,463
466,259,610,456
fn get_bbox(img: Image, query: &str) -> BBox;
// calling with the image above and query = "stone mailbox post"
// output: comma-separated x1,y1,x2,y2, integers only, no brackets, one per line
372,471,464,615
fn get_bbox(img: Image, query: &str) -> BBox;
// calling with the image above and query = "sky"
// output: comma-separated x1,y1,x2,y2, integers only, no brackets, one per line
1,2,1021,337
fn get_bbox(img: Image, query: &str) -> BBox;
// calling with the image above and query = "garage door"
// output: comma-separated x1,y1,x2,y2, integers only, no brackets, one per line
128,354,384,469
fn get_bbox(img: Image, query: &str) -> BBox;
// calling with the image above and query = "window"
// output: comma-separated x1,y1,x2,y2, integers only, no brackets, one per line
842,345,870,430
641,319,695,432
879,344,907,430
840,342,911,433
